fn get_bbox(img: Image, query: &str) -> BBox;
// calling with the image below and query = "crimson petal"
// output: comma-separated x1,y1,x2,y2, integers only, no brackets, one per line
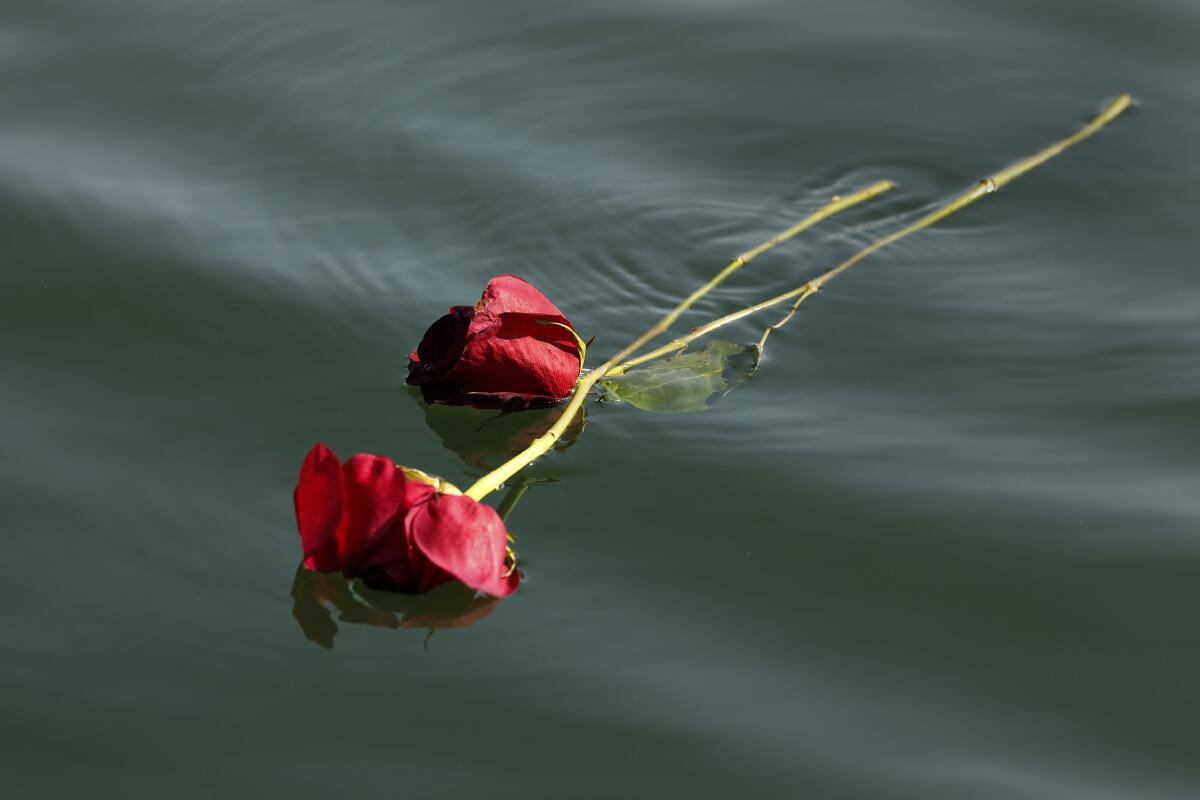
476,274,569,317
334,454,427,576
294,444,344,572
449,311,580,399
408,494,520,598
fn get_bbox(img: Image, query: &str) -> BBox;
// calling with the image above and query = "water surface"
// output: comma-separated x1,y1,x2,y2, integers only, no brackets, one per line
3,1,1199,797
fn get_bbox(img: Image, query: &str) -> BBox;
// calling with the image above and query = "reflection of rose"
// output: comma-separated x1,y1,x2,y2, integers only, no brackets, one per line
291,567,498,648
359,581,499,630
294,444,518,598
418,397,586,471
406,275,581,408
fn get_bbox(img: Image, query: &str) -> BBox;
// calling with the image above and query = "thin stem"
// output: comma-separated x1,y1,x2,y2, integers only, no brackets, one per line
642,179,896,343
464,180,894,500
615,93,1133,369
756,287,812,351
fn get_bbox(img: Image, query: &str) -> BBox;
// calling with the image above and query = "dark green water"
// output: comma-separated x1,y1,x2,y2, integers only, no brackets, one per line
4,1,1199,797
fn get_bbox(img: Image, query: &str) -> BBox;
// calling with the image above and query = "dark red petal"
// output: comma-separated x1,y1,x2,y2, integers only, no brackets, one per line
408,494,520,598
293,444,344,572
477,274,571,318
413,551,457,595
407,307,473,386
353,480,437,591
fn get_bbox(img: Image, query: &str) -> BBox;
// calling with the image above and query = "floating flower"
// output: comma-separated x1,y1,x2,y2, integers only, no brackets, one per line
406,274,582,408
293,444,519,598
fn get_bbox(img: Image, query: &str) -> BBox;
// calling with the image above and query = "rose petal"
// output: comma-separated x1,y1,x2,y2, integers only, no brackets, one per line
335,454,427,576
293,444,344,572
477,274,569,317
410,534,458,595
407,306,472,385
449,312,580,399
353,479,437,591
408,494,520,598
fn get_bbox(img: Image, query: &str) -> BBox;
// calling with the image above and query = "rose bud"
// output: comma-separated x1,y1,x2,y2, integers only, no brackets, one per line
406,274,582,408
293,444,519,598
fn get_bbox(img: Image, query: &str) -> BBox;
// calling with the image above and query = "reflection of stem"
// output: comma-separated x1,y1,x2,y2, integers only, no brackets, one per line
495,477,530,522
619,94,1134,367
464,182,893,500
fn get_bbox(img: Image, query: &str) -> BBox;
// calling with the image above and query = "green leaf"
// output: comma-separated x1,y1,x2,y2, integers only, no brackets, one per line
597,340,760,413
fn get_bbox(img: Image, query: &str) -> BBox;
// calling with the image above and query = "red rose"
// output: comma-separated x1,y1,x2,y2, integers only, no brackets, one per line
293,444,519,598
407,274,582,407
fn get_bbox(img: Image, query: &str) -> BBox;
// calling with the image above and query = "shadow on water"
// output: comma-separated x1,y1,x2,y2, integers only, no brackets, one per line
290,565,500,649
411,386,586,472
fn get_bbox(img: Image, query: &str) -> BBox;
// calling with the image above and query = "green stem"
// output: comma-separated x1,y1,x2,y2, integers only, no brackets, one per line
615,94,1133,369
464,180,894,500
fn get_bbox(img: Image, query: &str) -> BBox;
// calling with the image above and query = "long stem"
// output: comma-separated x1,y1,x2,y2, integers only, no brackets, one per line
612,94,1133,371
464,180,894,500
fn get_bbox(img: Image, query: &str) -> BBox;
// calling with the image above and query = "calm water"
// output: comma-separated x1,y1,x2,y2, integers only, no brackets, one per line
3,1,1199,797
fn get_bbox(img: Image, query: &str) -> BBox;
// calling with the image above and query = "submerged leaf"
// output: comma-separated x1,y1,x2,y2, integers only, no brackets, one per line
598,340,760,413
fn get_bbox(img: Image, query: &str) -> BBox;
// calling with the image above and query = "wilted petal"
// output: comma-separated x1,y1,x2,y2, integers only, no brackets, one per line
408,306,472,385
408,494,520,598
477,274,569,317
